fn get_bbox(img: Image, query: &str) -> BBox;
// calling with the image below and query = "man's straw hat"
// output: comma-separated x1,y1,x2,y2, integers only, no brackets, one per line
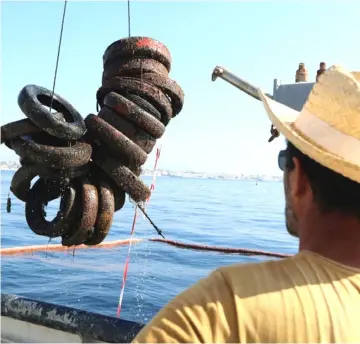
257,65,360,183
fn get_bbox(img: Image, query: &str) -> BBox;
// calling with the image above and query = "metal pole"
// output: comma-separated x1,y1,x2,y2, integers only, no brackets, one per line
211,66,272,100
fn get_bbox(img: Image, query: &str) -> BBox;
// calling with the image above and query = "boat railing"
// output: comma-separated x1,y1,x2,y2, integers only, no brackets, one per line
1,293,143,343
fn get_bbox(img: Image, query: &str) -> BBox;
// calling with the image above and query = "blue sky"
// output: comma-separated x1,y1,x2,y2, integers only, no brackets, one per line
1,1,359,175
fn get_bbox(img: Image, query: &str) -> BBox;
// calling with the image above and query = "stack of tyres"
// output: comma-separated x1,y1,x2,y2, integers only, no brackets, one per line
89,36,184,203
1,36,184,247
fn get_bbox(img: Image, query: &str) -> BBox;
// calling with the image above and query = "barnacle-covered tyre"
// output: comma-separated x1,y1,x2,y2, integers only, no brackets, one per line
100,91,166,138
102,58,169,83
25,178,78,237
10,164,56,202
18,84,86,140
103,37,172,72
84,179,115,246
8,136,92,169
85,114,148,166
92,150,150,203
61,179,99,247
97,77,172,125
97,107,157,154
1,118,41,144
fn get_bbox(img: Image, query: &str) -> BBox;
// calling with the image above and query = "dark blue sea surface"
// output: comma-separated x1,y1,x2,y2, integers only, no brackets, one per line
1,169,297,323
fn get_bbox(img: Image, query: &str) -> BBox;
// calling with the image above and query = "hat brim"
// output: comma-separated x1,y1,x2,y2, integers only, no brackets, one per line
257,89,360,183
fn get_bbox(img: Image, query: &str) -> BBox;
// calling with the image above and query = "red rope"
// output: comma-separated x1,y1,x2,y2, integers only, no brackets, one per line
116,208,138,318
145,147,161,206
116,146,162,318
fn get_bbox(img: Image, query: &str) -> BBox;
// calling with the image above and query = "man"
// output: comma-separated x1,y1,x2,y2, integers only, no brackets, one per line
132,65,360,343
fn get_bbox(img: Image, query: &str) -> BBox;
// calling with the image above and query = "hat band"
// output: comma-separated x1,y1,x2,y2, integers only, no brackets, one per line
294,108,360,165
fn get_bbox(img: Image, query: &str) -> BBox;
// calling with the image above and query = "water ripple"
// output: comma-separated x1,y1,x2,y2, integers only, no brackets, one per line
1,170,297,322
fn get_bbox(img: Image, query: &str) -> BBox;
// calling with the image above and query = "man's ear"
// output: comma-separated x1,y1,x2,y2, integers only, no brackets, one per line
289,157,310,200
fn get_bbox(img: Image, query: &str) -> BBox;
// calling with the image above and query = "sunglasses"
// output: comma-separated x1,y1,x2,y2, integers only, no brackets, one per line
278,150,287,171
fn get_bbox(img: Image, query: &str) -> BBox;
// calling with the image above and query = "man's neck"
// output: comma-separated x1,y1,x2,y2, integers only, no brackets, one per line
299,213,360,269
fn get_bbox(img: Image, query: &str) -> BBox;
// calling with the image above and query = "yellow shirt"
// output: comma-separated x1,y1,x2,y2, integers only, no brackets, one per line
132,251,360,343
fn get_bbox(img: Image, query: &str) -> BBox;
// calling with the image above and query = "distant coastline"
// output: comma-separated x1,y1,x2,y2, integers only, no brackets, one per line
0,161,282,182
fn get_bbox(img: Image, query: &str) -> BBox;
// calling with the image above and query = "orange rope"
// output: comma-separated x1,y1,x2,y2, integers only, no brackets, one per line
0,238,291,258
0,239,142,256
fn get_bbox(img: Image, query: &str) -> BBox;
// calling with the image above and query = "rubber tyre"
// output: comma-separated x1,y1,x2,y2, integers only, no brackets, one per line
18,84,86,140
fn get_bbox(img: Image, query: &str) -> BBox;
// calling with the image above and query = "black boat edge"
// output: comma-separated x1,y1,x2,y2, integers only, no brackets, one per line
1,293,144,343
